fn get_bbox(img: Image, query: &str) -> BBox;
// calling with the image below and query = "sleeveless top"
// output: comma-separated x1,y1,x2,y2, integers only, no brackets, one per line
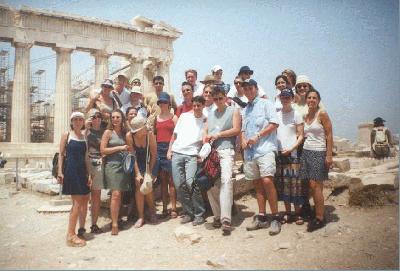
207,106,235,150
105,130,126,162
156,117,174,143
87,128,104,160
132,135,148,175
303,111,326,151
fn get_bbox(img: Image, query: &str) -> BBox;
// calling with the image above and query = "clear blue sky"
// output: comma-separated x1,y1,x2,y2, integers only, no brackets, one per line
2,0,399,141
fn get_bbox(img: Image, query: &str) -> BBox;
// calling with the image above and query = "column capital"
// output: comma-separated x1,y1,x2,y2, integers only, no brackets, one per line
12,41,33,49
129,56,145,63
53,47,74,54
90,49,111,58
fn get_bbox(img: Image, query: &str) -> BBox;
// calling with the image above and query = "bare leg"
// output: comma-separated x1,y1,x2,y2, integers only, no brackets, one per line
262,176,278,215
168,173,177,212
253,179,266,214
135,187,145,228
78,194,89,229
68,196,80,237
160,171,169,213
110,190,122,228
310,180,324,220
90,190,101,226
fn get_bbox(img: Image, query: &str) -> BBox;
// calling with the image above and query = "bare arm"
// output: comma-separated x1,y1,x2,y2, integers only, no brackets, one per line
57,132,69,181
247,122,279,146
148,132,157,177
320,111,333,167
167,133,176,160
100,130,126,156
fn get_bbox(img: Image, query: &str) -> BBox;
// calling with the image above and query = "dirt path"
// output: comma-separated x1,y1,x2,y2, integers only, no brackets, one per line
0,184,398,269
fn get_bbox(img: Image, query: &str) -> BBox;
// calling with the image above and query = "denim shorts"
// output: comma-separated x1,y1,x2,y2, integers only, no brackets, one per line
153,142,172,175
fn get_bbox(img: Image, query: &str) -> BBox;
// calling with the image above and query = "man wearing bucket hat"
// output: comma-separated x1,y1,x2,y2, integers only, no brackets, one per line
126,116,158,227
227,66,266,98
121,86,147,118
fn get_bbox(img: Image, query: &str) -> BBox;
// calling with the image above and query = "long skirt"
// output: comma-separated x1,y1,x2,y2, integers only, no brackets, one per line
274,155,307,205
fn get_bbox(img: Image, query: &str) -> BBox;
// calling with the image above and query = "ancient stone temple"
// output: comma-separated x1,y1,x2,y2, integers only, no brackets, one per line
0,5,181,163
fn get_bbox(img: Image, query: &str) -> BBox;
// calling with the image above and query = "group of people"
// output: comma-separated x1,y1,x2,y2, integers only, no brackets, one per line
57,65,333,247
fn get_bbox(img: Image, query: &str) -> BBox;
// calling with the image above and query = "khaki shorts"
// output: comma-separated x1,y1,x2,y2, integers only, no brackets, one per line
244,152,276,181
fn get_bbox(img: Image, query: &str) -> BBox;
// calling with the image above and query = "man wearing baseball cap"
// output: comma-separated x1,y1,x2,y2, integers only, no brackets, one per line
227,66,266,99
241,78,281,235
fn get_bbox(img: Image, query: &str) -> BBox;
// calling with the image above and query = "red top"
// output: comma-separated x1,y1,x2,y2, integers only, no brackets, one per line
175,102,192,118
156,118,175,143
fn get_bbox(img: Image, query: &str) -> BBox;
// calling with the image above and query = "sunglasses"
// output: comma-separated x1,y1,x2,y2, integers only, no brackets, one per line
92,115,102,119
234,82,241,85
132,81,140,85
213,97,224,102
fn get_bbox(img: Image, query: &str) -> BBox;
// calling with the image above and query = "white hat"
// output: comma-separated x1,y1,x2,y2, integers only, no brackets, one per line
130,86,143,95
212,65,223,73
130,116,147,133
70,111,85,120
295,75,313,88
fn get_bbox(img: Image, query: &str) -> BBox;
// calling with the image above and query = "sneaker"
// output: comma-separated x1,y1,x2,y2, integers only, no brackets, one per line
269,219,282,236
192,216,205,226
307,218,326,232
212,218,222,228
246,215,269,231
180,215,193,224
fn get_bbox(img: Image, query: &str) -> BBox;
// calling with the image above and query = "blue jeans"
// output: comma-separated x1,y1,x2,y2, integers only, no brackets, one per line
171,152,205,218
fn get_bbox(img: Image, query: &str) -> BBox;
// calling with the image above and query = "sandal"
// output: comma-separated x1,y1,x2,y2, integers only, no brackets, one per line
66,235,86,247
170,210,178,219
134,218,145,228
77,228,86,238
90,224,103,234
295,215,304,225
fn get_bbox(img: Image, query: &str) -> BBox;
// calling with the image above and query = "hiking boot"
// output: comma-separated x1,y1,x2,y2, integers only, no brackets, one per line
246,215,269,231
212,218,222,228
307,218,326,232
180,215,193,224
192,216,205,226
269,219,282,236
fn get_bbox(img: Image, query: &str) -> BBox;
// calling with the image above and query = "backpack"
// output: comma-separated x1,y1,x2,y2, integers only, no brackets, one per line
195,147,221,191
52,132,69,178
374,127,388,145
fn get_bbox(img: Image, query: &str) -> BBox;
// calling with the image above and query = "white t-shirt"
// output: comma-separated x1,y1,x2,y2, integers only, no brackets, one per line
274,90,283,111
193,83,205,97
202,103,216,118
172,112,206,156
277,109,303,158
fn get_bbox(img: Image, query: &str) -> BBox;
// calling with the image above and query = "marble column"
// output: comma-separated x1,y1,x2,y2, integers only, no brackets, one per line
142,59,156,95
11,42,32,143
157,61,171,94
91,50,109,87
53,47,73,144
129,57,144,84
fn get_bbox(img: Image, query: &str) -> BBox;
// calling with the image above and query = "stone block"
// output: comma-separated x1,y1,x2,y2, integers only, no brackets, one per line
174,225,202,244
30,179,60,195
333,158,350,172
233,174,253,198
49,198,72,206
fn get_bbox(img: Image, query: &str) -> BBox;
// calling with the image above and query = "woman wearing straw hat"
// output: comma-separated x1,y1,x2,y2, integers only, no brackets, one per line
57,111,91,247
100,109,131,235
126,116,158,228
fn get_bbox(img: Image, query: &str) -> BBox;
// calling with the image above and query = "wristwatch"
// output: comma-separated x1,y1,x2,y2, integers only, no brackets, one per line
255,132,261,139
